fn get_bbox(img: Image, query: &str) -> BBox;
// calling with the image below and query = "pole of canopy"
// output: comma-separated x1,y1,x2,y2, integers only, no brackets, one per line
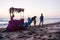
9,0,14,20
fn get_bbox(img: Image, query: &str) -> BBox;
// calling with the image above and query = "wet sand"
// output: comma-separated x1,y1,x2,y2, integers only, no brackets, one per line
0,22,60,40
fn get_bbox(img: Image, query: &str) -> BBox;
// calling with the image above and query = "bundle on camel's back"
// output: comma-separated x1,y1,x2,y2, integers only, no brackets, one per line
9,7,24,18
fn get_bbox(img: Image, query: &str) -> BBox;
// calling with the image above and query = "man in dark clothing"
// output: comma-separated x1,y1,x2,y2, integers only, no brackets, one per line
39,13,44,27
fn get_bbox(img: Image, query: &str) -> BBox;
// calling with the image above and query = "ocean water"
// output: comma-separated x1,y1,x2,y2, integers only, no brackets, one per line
0,18,60,28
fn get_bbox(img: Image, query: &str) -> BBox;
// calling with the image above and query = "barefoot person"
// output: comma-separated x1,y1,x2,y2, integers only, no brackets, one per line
34,18,36,26
28,17,31,27
39,13,44,27
33,16,36,27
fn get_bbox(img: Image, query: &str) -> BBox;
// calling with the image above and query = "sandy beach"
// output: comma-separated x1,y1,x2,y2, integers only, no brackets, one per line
0,22,60,40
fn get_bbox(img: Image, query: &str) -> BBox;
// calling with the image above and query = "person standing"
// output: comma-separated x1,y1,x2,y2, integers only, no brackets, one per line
34,18,36,27
39,13,44,27
33,16,37,27
28,17,31,26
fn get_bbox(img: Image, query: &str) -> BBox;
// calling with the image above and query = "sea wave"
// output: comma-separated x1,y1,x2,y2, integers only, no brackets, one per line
0,23,8,26
0,19,9,22
0,18,60,27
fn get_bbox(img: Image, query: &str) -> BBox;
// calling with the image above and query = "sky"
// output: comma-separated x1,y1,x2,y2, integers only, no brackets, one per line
0,0,60,18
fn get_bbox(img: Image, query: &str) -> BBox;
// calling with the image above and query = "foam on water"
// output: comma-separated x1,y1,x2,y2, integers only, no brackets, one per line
0,18,60,28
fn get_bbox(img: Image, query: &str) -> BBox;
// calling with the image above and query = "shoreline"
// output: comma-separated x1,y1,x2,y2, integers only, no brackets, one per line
0,21,60,40
0,21,60,29
44,21,60,26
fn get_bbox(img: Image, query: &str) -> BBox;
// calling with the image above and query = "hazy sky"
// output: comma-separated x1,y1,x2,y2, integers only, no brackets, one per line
0,0,60,18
